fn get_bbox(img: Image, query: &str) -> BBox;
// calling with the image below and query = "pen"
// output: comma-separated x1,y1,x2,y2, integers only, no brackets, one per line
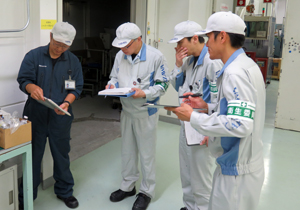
179,93,202,98
105,84,111,98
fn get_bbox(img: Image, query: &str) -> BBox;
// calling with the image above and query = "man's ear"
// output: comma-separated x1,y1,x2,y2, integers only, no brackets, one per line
193,35,198,44
220,31,227,44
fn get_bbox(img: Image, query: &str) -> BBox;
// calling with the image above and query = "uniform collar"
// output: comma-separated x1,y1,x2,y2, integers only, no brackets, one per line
188,45,208,66
124,42,147,61
217,48,245,78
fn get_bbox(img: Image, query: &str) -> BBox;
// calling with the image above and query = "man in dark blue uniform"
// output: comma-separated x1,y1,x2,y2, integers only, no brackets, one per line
17,22,83,209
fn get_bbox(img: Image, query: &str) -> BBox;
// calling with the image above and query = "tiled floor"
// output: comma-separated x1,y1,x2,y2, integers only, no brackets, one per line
32,80,300,210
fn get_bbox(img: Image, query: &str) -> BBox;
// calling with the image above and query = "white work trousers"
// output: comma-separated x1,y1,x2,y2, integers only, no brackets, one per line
120,111,158,198
179,126,215,210
208,166,264,210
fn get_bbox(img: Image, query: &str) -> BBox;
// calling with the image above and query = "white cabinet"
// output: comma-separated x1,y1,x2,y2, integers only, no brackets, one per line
0,165,18,210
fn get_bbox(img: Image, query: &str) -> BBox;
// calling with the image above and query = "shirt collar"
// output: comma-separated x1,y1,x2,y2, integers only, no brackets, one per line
217,48,245,78
188,45,208,66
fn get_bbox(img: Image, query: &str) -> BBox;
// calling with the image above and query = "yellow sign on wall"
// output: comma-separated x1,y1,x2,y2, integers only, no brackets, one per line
41,19,57,30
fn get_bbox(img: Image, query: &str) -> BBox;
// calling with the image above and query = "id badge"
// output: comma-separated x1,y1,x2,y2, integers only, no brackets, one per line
65,79,76,90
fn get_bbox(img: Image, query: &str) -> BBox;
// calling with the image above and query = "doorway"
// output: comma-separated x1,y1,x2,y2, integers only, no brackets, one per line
62,0,131,160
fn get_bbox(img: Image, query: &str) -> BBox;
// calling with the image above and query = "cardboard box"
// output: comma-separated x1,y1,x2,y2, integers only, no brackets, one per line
0,120,32,149
273,58,282,70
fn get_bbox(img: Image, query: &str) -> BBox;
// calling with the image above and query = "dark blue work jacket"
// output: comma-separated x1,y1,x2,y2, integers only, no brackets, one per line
17,44,83,129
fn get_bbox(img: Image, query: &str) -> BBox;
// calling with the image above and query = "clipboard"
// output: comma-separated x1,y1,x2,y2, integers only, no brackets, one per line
98,88,136,98
36,97,71,116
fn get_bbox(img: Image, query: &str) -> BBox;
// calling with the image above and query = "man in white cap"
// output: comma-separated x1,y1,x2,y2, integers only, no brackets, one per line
106,22,169,210
166,12,265,210
168,20,222,210
17,22,83,209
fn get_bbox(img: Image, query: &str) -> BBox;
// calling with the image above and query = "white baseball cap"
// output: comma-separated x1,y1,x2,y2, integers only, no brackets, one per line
112,22,142,48
168,20,203,43
195,12,246,36
51,22,76,46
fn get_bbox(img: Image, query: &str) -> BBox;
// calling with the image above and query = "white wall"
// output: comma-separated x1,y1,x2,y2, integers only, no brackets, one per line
189,0,213,28
135,0,147,42
146,0,213,119
275,0,286,24
214,0,234,12
40,0,57,45
275,0,300,131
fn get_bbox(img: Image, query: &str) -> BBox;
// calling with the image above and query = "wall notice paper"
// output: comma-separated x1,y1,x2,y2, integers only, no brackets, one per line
41,19,57,30
98,88,135,97
184,121,205,146
37,97,71,116
142,103,207,111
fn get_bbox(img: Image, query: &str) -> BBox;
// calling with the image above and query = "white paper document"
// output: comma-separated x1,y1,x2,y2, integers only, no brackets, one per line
37,97,71,116
184,121,205,146
98,88,135,97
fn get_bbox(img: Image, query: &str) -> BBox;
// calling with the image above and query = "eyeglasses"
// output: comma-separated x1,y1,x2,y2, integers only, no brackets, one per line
52,39,69,50
123,39,137,49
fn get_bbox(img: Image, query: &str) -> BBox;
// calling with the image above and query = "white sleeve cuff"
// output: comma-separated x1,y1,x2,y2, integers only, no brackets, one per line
174,65,183,74
190,111,202,128
144,89,151,99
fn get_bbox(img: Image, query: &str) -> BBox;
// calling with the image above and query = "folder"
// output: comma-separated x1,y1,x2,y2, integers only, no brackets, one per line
98,88,136,98
184,121,206,146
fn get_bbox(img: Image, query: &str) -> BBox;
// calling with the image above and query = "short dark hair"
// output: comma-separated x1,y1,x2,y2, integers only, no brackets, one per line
187,35,205,44
213,31,245,48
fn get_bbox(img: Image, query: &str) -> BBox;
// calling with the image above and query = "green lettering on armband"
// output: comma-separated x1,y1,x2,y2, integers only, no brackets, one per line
227,100,256,121
209,82,218,93
155,81,169,91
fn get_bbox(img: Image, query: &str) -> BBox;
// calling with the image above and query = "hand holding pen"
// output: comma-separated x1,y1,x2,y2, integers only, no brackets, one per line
179,93,202,98
182,92,208,114
105,84,114,89
105,84,114,98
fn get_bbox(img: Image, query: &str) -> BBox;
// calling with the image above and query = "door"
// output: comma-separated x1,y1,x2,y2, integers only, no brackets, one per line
146,0,212,118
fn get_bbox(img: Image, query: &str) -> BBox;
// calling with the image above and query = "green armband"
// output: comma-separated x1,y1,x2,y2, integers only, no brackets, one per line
155,81,169,91
227,100,255,121
209,82,218,93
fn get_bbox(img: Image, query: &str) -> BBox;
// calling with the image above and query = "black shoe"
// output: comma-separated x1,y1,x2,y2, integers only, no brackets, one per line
57,195,79,209
180,208,188,210
132,193,151,210
110,187,136,202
